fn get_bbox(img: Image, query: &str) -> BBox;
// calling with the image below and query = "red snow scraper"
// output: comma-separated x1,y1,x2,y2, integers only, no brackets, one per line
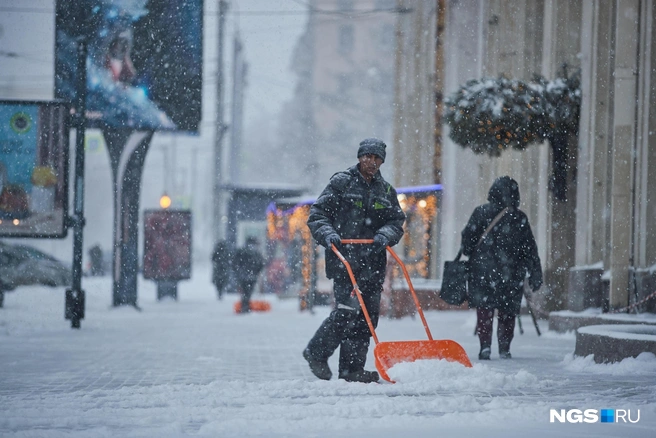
332,239,472,383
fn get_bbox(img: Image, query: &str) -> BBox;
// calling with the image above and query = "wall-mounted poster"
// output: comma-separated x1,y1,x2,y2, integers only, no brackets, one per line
143,209,192,281
54,0,203,133
0,100,70,238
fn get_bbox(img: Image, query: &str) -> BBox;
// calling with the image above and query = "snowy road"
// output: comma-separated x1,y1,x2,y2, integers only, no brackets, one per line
1,266,655,437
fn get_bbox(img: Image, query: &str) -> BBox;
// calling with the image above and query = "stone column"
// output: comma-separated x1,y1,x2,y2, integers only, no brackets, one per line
634,0,656,267
441,1,486,261
608,0,640,310
541,0,582,311
576,0,614,267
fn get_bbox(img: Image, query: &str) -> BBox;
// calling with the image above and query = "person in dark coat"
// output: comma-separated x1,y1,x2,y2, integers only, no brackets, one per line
303,138,405,383
211,240,232,300
233,237,265,313
88,244,105,276
461,176,543,360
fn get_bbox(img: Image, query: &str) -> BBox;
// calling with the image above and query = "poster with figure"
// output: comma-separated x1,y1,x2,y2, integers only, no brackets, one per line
54,0,203,133
0,100,70,238
143,210,192,281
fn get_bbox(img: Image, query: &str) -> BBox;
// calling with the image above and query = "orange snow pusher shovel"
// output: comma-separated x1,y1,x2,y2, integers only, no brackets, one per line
234,300,271,313
332,239,472,383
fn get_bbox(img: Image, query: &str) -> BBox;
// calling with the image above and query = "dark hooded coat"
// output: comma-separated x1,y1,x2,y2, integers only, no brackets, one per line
233,240,265,284
461,176,542,315
307,164,405,282
211,241,231,287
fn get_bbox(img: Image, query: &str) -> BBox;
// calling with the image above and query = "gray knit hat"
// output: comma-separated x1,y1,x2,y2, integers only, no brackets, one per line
357,138,386,162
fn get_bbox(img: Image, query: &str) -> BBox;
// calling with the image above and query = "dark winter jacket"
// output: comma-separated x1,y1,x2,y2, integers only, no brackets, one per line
211,241,231,286
461,176,542,315
307,164,405,282
233,244,265,284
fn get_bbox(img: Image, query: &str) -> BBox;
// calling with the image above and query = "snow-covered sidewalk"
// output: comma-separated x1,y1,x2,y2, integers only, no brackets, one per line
1,265,655,437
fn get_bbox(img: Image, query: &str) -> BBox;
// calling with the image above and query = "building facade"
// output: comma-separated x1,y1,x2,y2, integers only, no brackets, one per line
282,0,398,193
395,0,656,313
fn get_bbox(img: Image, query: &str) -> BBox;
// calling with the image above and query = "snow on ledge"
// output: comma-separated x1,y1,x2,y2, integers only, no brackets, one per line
551,308,656,323
577,324,656,342
563,351,656,375
569,262,604,271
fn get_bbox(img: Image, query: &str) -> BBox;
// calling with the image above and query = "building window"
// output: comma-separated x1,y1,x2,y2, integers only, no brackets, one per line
339,24,354,54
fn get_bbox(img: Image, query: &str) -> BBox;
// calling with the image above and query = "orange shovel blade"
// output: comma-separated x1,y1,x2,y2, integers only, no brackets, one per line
374,340,473,383
233,300,272,313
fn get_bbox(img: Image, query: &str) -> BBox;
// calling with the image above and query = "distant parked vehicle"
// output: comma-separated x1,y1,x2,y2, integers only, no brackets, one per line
0,241,72,307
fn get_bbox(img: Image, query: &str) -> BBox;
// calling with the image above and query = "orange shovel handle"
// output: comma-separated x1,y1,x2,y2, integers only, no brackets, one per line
332,239,435,343
331,242,380,345
384,246,434,341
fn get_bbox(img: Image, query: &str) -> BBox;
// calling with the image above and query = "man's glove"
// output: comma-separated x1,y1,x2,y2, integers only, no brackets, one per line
530,281,542,292
529,276,542,292
325,233,341,249
371,234,389,253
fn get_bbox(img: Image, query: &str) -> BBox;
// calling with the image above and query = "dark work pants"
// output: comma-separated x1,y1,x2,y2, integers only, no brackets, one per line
214,278,228,299
239,279,257,312
476,307,516,353
305,275,382,376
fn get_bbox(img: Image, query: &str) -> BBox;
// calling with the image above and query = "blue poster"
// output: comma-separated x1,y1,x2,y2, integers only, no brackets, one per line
0,104,38,194
0,100,69,238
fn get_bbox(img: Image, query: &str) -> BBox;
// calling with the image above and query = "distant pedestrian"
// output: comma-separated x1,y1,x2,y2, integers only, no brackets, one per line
88,244,105,276
233,237,265,313
461,176,543,360
265,257,288,296
211,240,232,300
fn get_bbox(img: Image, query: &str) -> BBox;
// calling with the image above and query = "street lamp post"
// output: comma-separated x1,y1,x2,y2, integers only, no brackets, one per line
65,34,88,329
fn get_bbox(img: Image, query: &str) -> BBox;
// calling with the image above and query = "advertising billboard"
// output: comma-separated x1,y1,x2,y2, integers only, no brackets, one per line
142,209,192,281
54,0,203,133
0,100,70,238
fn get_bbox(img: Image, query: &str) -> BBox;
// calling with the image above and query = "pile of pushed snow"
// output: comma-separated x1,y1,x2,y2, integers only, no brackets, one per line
387,358,548,392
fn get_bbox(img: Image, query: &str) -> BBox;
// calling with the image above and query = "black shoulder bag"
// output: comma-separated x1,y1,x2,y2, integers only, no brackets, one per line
440,207,509,305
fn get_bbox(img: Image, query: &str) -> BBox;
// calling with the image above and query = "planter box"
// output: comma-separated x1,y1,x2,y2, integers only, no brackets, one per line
575,324,656,363
632,270,656,314
567,266,603,311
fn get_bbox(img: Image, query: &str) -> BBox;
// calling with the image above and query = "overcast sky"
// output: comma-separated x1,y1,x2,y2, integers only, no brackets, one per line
220,0,308,127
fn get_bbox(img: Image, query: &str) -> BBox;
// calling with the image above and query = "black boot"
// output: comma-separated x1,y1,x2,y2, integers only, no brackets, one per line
497,313,515,359
303,349,332,380
478,347,491,360
338,338,368,374
498,340,512,359
337,338,378,383
304,310,347,380
339,369,379,383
